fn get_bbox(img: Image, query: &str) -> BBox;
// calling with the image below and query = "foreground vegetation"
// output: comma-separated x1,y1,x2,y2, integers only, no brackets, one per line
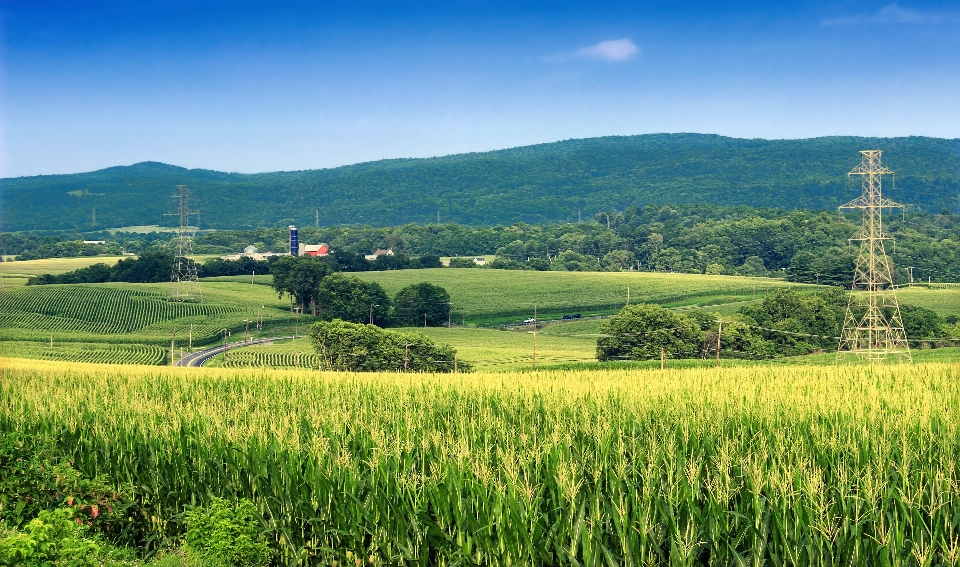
3,358,960,565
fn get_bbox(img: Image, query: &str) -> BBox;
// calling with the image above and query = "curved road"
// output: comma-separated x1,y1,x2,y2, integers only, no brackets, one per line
176,336,294,367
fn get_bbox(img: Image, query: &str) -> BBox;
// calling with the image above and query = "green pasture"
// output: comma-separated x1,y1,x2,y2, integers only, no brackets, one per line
0,256,129,277
895,286,960,317
0,254,220,278
211,269,795,322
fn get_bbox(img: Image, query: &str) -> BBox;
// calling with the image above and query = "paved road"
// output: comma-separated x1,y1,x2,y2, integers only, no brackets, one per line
175,336,294,367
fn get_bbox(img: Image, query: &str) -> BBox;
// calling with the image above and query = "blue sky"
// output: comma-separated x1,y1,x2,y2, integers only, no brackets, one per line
2,0,959,177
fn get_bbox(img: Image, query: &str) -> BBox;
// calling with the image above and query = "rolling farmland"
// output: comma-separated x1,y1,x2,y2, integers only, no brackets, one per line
4,358,960,564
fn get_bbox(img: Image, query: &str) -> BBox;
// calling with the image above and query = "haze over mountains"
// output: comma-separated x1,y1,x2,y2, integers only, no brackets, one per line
3,133,959,232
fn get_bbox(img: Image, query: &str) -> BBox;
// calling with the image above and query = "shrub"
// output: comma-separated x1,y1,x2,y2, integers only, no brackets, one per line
183,498,272,567
0,507,101,567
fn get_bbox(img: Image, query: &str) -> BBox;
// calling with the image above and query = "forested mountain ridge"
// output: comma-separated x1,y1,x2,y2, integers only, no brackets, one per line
3,134,959,231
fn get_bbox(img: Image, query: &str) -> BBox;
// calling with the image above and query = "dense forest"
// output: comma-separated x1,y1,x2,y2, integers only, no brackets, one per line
11,204,960,286
2,134,958,231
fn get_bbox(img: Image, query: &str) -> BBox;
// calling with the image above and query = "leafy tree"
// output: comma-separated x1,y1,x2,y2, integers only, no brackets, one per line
596,304,703,361
329,249,370,272
733,255,768,277
310,320,464,372
525,258,551,271
550,250,600,272
448,257,478,268
316,274,390,326
415,254,443,269
370,251,413,271
489,258,529,270
392,282,451,327
270,255,331,316
601,249,636,271
899,305,947,343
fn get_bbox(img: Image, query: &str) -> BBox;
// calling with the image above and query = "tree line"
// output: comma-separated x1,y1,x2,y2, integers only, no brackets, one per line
597,289,958,361
15,203,960,286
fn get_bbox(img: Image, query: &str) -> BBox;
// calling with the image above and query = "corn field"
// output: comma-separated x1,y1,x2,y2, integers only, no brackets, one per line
2,358,960,565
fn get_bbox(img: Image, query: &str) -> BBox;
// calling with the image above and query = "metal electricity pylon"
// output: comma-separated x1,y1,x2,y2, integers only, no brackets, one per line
837,150,910,362
165,185,202,303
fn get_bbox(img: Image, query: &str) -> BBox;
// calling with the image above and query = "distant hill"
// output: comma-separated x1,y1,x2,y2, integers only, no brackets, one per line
2,133,958,231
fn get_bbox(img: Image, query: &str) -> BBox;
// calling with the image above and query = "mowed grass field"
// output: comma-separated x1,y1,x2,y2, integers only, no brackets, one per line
0,254,222,287
4,357,960,564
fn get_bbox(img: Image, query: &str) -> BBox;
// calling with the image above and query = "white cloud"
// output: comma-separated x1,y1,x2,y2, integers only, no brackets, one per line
573,39,640,62
872,4,939,23
822,3,943,26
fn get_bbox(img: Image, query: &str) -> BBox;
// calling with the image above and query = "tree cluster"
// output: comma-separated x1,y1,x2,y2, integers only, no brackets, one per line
598,290,957,361
25,251,178,285
310,320,465,372
270,256,451,328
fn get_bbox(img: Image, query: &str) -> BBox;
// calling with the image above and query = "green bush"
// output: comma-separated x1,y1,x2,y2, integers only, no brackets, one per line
0,432,135,541
183,498,271,567
0,507,101,567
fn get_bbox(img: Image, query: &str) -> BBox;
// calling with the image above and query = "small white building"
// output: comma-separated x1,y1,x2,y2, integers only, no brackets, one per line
364,248,394,261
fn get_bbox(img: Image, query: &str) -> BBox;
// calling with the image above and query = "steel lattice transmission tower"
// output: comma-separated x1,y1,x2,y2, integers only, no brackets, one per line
837,150,910,362
166,185,203,303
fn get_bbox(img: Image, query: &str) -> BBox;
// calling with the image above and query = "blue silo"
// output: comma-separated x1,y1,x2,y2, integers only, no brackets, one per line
289,226,299,256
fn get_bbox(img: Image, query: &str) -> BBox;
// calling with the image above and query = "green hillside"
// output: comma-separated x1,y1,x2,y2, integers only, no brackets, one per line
3,134,959,231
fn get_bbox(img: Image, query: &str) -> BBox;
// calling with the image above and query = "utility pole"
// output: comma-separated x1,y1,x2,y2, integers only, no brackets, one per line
220,328,229,363
837,150,911,362
243,320,250,343
660,347,665,370
252,271,255,284
315,210,319,228
626,287,630,306
716,320,722,368
294,307,302,339
189,324,193,350
404,343,409,372
907,266,915,285
424,312,427,328
171,326,177,367
532,304,537,371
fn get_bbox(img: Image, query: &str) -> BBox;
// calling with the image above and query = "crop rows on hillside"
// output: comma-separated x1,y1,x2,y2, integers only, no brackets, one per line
0,341,166,365
0,285,241,334
219,350,321,369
